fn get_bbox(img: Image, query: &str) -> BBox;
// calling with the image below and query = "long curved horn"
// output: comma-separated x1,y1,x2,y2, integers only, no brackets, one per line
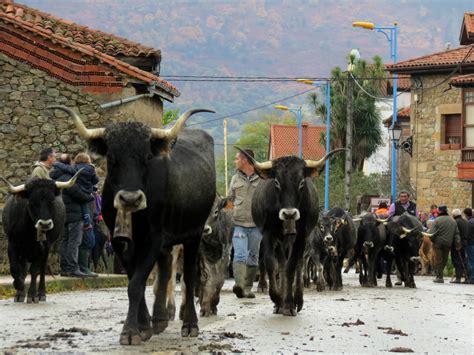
0,177,25,193
352,218,361,222
305,148,349,169
47,105,105,140
376,217,390,223
55,168,84,190
421,231,434,237
150,109,215,140
402,226,414,234
235,146,272,170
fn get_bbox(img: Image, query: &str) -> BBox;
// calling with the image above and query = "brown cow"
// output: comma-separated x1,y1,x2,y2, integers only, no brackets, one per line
419,234,433,275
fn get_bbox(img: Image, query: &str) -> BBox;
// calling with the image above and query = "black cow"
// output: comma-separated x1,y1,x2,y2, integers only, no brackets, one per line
319,207,356,290
197,194,233,316
354,213,387,287
1,174,79,303
243,148,345,316
303,227,328,291
384,213,426,288
50,105,216,345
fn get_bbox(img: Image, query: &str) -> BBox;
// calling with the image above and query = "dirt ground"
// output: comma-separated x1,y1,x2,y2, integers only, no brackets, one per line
1,272,473,353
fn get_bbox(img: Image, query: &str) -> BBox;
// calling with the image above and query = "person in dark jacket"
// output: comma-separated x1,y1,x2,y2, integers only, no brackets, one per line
388,190,418,217
464,208,474,283
50,154,94,278
451,209,468,283
429,204,461,283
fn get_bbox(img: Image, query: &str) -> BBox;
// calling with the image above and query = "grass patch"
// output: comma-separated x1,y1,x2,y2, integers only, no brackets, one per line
0,275,128,300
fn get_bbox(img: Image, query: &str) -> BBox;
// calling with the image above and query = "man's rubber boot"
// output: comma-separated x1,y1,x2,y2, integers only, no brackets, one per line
78,248,98,278
232,262,246,298
244,265,259,298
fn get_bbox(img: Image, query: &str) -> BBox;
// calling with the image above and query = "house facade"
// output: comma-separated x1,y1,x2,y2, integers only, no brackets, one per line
0,0,179,195
387,13,474,212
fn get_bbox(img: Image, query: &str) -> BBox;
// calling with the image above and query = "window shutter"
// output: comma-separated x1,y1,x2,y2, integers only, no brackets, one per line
445,114,461,144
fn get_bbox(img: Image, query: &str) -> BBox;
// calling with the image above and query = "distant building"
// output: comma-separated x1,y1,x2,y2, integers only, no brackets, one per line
268,123,326,160
363,74,411,175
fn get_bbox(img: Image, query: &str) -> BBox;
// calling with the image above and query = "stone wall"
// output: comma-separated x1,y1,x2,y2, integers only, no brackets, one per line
0,52,164,273
410,74,471,213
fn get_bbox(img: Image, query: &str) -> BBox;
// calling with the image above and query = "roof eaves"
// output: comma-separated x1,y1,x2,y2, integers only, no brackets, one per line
0,13,180,98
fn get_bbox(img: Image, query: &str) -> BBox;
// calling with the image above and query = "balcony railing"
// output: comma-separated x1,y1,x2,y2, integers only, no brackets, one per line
461,148,474,162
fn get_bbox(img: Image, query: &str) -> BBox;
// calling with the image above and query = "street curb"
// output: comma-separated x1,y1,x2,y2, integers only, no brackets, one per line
0,274,128,300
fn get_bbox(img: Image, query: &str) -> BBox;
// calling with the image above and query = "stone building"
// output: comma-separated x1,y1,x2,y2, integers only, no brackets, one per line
0,0,180,193
386,12,474,212
0,0,180,271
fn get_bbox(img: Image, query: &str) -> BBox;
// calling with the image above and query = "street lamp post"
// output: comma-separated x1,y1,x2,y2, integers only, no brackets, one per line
297,79,331,211
274,105,303,158
353,21,398,203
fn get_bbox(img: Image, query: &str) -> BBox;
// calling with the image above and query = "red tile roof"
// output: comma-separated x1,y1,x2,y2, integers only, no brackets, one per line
0,0,179,97
269,124,326,160
450,73,474,87
383,107,411,126
380,74,411,96
1,0,160,58
460,13,474,45
386,45,474,74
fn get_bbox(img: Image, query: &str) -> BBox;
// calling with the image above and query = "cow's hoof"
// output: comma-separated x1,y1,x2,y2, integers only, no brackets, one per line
273,306,282,314
167,304,176,320
200,308,212,317
316,284,325,292
386,282,392,288
394,281,402,286
152,320,168,334
39,295,46,302
27,296,39,304
14,295,25,302
139,327,153,342
119,332,141,346
181,324,199,337
282,305,297,316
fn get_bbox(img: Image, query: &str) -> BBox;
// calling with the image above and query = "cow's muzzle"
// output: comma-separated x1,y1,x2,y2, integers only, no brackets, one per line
324,235,333,243
114,190,147,211
279,208,300,221
363,241,374,249
35,219,54,231
203,225,213,237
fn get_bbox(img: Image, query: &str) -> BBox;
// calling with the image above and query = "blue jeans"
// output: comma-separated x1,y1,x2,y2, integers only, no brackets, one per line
233,226,262,266
466,245,474,281
60,220,84,273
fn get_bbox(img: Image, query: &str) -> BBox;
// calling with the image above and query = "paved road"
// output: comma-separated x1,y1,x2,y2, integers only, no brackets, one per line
1,272,473,353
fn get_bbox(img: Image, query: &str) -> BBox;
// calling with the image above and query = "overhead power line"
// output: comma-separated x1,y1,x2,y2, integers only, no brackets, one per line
187,86,319,127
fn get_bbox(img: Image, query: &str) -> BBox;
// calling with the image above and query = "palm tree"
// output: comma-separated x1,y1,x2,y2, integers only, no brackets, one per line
308,55,385,171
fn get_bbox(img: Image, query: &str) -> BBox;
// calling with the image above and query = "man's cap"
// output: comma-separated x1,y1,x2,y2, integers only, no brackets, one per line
452,208,461,217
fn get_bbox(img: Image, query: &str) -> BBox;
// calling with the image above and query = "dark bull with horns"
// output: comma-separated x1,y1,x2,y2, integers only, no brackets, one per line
48,105,216,345
239,147,347,316
2,172,81,303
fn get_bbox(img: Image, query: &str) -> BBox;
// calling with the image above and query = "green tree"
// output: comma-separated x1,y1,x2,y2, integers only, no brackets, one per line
163,108,179,126
308,56,386,171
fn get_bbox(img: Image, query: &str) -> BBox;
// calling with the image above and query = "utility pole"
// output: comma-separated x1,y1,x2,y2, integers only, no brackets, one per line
345,49,359,212
223,118,228,195
345,74,353,212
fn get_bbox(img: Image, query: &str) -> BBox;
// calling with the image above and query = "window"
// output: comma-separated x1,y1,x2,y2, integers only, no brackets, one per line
464,90,474,147
444,114,461,144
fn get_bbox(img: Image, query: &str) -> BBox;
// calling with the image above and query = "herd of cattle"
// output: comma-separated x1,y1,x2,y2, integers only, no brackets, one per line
0,106,433,346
